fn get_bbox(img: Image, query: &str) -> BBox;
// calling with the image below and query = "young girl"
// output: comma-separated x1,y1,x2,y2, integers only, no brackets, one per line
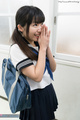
10,5,58,120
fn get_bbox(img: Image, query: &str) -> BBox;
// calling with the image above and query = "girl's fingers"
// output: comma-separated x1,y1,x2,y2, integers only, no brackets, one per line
41,24,45,36
45,25,48,36
41,24,50,39
43,25,50,37
47,30,51,38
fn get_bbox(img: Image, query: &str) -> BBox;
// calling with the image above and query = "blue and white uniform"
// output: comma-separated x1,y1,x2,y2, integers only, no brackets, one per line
10,40,58,120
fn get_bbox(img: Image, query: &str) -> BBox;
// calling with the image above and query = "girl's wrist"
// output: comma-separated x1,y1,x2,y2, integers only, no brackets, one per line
39,47,46,55
46,46,50,53
40,46,47,52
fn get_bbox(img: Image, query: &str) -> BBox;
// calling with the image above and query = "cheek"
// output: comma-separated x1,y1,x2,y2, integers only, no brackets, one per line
29,27,36,33
28,32,34,37
29,30,35,37
27,33,34,40
28,27,37,38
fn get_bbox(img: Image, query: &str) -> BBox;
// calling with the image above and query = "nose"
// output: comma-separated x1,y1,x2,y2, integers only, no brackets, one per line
37,25,42,32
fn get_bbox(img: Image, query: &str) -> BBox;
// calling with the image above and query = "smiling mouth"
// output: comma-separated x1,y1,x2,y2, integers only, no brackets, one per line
34,34,40,39
35,34,40,37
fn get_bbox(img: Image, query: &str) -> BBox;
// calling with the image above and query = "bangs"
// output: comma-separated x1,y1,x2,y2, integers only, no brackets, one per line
33,15,45,23
32,8,45,23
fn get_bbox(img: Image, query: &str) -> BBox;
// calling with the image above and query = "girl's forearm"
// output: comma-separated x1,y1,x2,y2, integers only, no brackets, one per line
46,46,56,72
34,48,46,82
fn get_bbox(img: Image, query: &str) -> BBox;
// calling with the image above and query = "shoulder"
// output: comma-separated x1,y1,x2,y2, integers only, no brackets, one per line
10,44,23,55
10,44,33,70
10,44,27,57
10,44,28,68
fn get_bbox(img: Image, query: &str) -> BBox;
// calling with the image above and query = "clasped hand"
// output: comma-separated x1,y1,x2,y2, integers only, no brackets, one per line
38,24,50,51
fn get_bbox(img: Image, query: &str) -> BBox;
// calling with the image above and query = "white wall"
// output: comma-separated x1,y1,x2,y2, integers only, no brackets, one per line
0,0,80,120
54,60,80,120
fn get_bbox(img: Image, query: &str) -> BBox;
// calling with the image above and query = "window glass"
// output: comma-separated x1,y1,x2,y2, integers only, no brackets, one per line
8,0,31,14
0,1,9,13
0,0,31,14
11,16,15,29
56,16,80,56
56,0,80,58
0,17,10,45
58,0,80,12
0,0,31,45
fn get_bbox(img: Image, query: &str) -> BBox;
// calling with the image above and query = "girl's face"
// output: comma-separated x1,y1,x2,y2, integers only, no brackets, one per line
24,22,43,45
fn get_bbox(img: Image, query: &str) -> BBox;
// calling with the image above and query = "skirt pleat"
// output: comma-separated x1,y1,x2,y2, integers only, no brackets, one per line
19,83,58,120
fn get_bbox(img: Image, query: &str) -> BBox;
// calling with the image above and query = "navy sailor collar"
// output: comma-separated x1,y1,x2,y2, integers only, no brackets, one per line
22,37,39,53
23,37,39,47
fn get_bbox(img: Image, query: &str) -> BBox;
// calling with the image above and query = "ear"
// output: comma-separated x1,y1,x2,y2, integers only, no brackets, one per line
17,24,24,32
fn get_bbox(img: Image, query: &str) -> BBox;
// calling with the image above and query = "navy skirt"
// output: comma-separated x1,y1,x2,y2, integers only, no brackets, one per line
19,83,58,120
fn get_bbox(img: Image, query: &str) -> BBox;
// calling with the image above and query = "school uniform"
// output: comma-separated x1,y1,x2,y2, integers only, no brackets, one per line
10,39,58,120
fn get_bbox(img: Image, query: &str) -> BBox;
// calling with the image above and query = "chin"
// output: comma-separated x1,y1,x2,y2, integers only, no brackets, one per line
34,39,38,42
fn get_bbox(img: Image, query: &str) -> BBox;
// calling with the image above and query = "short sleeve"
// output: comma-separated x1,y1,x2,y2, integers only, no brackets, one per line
10,44,33,71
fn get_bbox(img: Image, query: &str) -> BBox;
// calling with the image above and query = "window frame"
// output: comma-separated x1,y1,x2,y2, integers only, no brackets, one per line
53,0,80,63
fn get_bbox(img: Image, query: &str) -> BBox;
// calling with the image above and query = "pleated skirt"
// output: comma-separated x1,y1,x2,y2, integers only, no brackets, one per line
19,83,58,120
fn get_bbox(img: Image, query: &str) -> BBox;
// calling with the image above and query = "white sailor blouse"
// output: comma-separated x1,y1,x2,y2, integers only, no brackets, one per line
10,40,53,91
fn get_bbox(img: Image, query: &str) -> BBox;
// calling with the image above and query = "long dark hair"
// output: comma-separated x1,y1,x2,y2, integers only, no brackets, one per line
11,6,45,60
